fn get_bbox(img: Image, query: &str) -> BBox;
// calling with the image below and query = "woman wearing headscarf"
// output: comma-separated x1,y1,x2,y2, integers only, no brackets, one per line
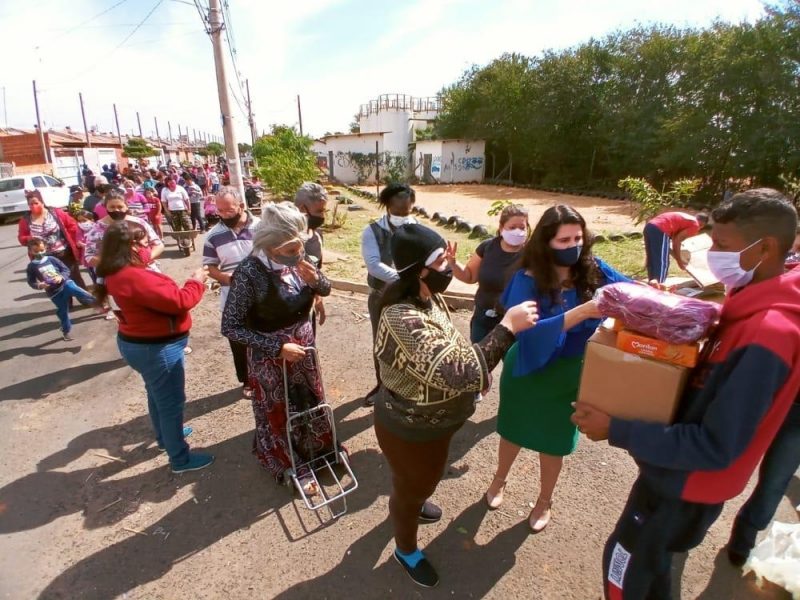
221,202,333,494
373,223,538,588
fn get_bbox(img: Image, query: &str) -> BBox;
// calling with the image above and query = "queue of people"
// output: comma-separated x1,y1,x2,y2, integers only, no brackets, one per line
14,174,800,598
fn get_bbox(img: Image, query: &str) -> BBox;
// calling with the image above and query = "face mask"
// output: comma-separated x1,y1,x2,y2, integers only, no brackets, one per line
501,228,527,246
422,266,454,295
307,214,325,230
272,251,304,267
33,252,46,260
389,214,412,228
134,245,152,264
221,212,242,228
552,245,583,267
29,204,43,215
108,210,127,221
78,221,93,232
707,239,763,289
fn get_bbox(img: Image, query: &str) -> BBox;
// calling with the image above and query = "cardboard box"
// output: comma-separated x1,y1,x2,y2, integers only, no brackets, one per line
578,327,689,424
616,329,701,368
680,233,724,290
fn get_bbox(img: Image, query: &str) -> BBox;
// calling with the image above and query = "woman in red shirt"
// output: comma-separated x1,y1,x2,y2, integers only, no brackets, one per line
95,221,213,473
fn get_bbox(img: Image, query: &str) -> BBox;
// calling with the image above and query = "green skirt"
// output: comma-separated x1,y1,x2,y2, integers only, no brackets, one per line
497,343,584,456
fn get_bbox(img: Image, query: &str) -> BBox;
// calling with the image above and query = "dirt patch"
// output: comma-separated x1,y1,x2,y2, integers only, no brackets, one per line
358,184,640,234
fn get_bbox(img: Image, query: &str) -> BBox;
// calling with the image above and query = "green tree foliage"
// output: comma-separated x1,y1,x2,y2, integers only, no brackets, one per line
619,177,700,224
201,141,225,157
238,142,252,154
253,125,318,199
122,137,159,160
436,5,800,197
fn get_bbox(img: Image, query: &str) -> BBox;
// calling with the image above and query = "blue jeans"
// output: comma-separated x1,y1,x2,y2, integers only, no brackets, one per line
117,336,190,466
730,402,800,555
470,308,501,343
51,280,95,334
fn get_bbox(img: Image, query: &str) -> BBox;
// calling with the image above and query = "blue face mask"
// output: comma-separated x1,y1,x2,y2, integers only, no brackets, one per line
552,245,582,267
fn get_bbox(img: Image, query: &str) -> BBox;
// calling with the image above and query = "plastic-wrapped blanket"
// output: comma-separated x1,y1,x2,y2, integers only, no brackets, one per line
743,522,800,599
596,282,720,344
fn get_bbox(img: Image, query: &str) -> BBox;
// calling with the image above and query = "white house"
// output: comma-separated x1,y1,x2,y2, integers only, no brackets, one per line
414,139,486,183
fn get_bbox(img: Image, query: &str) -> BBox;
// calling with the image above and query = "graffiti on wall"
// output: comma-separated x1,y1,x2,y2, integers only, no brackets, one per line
455,156,484,171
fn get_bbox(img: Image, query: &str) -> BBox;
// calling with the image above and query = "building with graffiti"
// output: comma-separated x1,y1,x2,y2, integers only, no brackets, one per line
413,139,486,184
313,93,486,185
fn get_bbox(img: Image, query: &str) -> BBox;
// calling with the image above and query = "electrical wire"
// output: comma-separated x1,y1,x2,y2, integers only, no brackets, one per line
58,0,131,37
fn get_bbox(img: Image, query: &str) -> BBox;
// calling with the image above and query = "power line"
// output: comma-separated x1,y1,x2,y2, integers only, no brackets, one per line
59,0,131,37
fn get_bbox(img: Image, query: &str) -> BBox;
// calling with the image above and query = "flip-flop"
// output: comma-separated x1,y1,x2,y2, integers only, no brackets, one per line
184,346,193,355
242,386,253,399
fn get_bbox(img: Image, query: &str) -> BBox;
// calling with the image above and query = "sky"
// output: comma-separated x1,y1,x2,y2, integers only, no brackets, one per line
0,0,766,144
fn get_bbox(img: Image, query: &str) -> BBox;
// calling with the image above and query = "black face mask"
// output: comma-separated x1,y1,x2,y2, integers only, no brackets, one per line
108,210,127,221
307,214,325,230
422,267,454,295
552,245,582,267
221,212,242,228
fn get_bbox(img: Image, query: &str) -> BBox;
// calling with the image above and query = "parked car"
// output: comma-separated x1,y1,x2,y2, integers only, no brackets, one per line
0,173,68,218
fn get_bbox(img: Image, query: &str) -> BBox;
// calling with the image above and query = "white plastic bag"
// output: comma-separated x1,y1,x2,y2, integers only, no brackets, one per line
743,521,800,599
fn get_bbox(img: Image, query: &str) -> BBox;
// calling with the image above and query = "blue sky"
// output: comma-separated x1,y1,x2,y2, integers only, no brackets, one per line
0,0,766,143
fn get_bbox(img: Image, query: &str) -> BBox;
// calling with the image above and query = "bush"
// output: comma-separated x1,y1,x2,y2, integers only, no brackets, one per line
253,125,318,200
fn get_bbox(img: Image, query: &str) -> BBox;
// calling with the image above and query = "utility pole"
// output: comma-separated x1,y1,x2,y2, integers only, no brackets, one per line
2,86,7,129
154,116,161,142
246,79,257,146
297,94,303,136
32,80,50,164
168,120,173,141
113,103,122,146
79,92,91,147
136,111,143,138
208,0,244,198
193,128,197,145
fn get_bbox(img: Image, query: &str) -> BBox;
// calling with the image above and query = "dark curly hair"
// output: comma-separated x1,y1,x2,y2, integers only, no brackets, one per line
517,204,601,304
378,182,415,209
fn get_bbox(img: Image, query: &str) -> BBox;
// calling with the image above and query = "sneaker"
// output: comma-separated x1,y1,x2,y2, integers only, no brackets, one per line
171,452,214,473
419,500,442,524
62,332,74,341
393,550,439,588
157,426,194,451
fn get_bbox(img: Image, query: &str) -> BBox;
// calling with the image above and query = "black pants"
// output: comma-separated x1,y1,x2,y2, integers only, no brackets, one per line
229,339,248,385
367,288,382,387
189,203,206,231
603,477,723,600
54,248,87,290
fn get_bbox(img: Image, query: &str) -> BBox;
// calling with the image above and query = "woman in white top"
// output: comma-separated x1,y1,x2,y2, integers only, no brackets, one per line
161,177,192,250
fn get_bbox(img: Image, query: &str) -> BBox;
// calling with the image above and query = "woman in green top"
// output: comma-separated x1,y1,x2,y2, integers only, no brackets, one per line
484,205,629,533
373,223,538,588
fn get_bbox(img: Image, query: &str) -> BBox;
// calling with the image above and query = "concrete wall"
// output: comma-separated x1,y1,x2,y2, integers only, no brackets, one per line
413,140,443,182
439,140,486,183
360,109,410,154
323,134,385,184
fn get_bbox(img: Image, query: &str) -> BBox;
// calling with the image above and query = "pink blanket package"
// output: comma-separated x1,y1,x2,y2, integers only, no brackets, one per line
596,282,721,344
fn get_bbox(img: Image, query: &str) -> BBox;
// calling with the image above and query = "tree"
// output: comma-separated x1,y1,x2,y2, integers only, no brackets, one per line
122,137,159,160
252,125,318,199
238,142,252,154
201,141,225,157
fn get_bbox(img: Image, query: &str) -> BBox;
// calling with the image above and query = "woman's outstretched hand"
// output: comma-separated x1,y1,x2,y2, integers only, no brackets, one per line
501,300,538,334
280,343,306,362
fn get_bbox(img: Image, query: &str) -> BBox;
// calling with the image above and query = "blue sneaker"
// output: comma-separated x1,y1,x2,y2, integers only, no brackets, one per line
157,426,193,451
171,452,215,473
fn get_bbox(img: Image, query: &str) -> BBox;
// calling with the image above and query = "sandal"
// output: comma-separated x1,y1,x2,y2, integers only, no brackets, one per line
183,346,193,355
485,477,507,510
300,478,319,497
242,385,253,399
528,499,552,534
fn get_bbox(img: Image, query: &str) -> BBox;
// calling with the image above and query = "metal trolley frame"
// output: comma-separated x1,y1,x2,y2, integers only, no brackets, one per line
282,347,358,518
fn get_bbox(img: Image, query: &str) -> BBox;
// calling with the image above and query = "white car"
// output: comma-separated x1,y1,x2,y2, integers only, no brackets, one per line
0,173,69,217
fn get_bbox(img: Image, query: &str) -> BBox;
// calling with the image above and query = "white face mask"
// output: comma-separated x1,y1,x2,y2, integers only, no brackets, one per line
707,239,763,290
389,214,413,227
500,228,527,246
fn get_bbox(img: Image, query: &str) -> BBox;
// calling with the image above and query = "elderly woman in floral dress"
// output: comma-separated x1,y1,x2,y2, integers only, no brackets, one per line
221,202,333,494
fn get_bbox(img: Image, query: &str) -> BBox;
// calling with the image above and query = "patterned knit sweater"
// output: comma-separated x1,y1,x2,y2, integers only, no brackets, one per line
374,296,515,441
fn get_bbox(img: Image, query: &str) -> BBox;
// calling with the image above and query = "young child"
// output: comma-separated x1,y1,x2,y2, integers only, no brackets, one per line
75,210,98,284
26,237,96,341
142,188,163,238
573,189,800,599
203,193,218,229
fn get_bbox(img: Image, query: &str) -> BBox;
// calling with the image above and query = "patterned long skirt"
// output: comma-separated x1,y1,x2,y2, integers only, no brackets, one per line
247,320,334,482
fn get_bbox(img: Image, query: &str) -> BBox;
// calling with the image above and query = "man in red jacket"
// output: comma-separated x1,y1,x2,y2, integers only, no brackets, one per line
573,189,800,600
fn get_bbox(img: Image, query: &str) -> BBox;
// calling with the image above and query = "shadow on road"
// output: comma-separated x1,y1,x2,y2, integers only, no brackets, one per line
0,358,126,402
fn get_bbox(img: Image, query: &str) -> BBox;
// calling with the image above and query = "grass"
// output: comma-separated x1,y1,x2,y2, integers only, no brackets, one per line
322,186,682,283
322,187,482,282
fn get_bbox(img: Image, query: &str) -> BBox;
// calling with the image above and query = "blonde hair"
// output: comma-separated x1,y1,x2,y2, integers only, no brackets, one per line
252,202,308,253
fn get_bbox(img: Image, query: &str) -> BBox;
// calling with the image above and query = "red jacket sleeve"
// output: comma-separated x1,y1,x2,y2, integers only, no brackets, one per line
53,209,80,258
135,272,206,315
17,218,31,246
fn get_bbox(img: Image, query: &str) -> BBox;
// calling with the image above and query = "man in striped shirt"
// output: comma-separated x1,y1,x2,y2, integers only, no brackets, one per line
203,187,261,398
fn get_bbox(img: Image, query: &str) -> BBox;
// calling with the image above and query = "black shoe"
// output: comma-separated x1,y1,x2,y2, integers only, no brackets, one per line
419,500,442,524
393,551,439,588
727,546,749,568
363,384,380,407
